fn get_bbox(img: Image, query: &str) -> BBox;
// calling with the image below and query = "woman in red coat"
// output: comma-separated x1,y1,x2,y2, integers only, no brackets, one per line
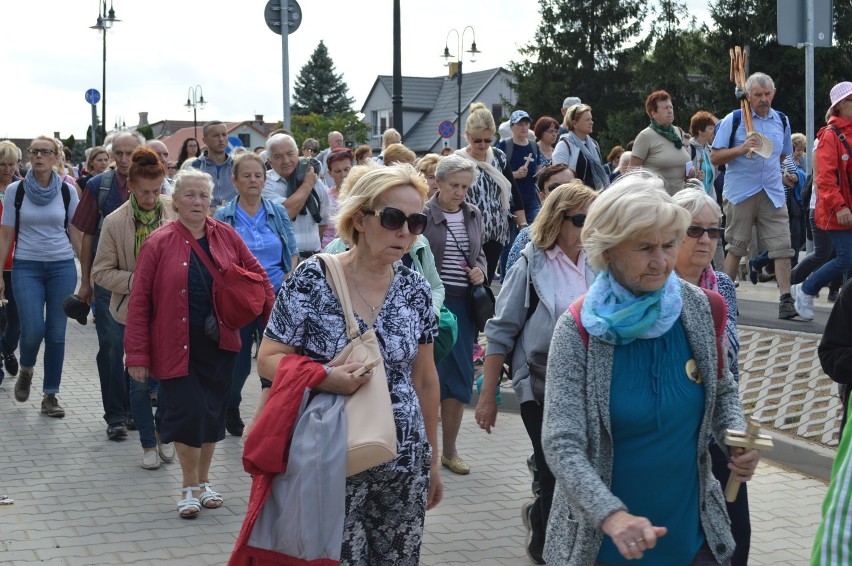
793,82,852,320
124,168,274,519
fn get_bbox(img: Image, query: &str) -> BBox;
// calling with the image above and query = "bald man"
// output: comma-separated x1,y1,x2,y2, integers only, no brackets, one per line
145,140,174,192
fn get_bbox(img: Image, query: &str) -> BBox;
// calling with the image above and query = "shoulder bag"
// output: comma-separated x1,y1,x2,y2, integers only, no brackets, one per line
445,221,495,333
315,253,397,476
180,222,267,330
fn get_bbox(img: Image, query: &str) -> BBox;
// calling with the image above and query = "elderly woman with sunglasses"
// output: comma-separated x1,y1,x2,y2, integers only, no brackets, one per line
542,171,758,565
422,155,488,475
456,102,527,284
505,164,576,275
477,180,597,562
242,164,441,564
673,184,749,566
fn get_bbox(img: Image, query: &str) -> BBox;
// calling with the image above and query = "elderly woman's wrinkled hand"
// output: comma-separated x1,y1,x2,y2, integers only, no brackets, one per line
728,447,761,482
474,396,498,434
315,361,373,395
466,266,485,286
601,510,667,560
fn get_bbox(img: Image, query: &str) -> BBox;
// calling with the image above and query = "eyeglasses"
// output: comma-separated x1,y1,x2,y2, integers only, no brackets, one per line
563,214,586,228
471,138,493,145
28,148,56,157
545,183,561,193
686,225,724,239
364,207,428,235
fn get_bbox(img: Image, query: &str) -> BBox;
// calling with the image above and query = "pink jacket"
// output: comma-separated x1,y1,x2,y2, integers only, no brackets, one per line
124,217,274,379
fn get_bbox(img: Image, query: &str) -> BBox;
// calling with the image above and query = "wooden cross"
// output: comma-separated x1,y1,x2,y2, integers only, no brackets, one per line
724,418,773,502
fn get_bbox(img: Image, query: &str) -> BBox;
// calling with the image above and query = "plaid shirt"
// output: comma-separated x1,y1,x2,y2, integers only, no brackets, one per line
71,171,129,235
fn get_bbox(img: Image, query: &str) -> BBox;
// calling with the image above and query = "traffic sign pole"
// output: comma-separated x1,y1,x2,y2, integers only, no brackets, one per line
85,89,101,149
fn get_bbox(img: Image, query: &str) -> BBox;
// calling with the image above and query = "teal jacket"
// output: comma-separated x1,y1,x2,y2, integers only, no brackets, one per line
323,234,444,316
214,196,299,275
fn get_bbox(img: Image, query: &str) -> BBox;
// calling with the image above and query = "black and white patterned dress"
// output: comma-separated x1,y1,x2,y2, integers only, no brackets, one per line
465,148,511,245
264,258,437,471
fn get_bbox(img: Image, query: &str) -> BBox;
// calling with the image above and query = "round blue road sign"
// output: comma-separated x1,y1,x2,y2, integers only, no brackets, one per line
438,120,456,139
85,89,101,105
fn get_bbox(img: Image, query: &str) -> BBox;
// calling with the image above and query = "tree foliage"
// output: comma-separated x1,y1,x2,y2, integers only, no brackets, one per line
511,0,852,153
292,41,355,116
287,112,369,149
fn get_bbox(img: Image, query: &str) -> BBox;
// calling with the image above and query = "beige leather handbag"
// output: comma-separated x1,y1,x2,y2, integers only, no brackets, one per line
316,253,397,476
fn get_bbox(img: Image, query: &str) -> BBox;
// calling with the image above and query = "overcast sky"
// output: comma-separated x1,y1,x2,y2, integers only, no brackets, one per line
2,0,711,140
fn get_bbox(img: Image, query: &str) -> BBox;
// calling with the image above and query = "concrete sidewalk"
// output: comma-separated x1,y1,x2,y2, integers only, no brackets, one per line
0,319,830,564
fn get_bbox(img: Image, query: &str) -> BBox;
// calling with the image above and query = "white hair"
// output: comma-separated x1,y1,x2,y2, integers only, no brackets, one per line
265,133,296,154
671,182,723,221
745,72,775,93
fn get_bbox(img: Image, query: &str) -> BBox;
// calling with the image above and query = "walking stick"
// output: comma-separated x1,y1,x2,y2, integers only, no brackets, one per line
729,46,773,159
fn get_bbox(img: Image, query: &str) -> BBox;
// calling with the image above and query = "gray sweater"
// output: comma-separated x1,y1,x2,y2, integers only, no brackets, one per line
541,282,745,565
484,243,595,404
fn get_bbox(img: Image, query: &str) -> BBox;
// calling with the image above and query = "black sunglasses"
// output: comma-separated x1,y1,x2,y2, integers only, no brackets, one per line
686,225,724,239
563,214,586,228
365,207,428,235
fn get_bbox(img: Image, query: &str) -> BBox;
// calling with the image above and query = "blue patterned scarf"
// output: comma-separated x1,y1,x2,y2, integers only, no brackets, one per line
22,169,62,206
580,269,682,345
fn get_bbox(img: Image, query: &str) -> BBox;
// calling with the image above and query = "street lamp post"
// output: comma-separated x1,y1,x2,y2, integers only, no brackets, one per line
185,85,206,140
442,27,481,149
90,0,120,145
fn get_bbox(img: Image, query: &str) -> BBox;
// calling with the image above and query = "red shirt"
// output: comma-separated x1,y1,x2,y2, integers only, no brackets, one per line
124,217,275,379
71,171,129,235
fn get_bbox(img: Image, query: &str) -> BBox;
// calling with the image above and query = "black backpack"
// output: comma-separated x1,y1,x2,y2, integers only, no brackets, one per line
717,109,789,149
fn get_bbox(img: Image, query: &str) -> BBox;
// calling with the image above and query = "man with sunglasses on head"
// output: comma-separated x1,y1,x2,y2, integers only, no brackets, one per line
261,133,329,262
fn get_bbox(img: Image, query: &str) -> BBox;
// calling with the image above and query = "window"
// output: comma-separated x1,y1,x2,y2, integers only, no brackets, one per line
238,134,251,148
491,103,503,125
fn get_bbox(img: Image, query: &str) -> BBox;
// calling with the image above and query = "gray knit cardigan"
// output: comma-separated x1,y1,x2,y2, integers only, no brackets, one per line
541,282,745,565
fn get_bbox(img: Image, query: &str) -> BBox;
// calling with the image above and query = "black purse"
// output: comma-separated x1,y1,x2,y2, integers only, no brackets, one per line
446,220,495,333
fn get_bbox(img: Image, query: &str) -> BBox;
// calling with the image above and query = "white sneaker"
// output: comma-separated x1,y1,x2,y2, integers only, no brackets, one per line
159,441,176,463
141,449,160,470
793,283,815,321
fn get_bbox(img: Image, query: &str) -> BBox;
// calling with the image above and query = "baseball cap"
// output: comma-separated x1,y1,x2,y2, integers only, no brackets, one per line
63,294,90,325
510,110,531,125
562,96,582,109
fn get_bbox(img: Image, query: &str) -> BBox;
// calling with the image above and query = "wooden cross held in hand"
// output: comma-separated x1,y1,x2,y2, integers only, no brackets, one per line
724,418,773,502
729,46,772,159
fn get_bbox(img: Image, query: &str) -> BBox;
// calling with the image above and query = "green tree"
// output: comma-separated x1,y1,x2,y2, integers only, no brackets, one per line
509,0,647,151
288,112,369,149
292,41,355,116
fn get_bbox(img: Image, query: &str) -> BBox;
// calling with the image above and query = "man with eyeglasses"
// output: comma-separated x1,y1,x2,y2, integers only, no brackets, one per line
71,130,144,440
710,72,796,319
261,133,329,261
188,121,236,209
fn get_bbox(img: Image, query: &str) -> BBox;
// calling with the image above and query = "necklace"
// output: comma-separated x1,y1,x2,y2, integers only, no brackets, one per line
350,260,392,322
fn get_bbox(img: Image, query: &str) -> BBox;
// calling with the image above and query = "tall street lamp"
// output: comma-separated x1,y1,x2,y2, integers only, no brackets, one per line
442,27,481,149
90,0,120,145
185,85,206,140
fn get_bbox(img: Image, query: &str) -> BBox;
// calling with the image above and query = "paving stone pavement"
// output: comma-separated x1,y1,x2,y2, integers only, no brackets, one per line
0,320,831,565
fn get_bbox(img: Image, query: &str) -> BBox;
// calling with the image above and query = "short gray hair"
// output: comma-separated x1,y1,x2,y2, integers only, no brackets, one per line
671,181,722,221
266,133,296,154
112,130,145,148
435,154,479,184
582,170,691,271
745,72,775,93
173,168,214,198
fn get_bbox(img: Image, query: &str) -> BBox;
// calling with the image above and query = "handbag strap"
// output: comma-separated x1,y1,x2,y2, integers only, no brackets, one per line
176,221,223,285
190,253,214,301
315,253,360,340
445,222,473,268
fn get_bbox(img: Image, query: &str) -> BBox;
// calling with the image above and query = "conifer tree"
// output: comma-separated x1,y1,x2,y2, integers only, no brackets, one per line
292,41,355,116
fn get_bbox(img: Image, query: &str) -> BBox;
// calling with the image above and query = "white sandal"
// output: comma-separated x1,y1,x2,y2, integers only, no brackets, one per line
177,486,200,519
198,482,223,509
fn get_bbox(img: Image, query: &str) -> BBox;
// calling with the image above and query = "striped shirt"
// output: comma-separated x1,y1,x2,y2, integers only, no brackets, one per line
812,412,852,565
441,211,470,296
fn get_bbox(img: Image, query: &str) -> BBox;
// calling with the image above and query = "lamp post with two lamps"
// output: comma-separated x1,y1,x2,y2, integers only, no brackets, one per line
185,85,206,140
90,0,120,146
442,26,481,149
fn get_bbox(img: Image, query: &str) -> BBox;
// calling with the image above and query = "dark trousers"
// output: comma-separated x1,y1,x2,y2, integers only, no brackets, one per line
94,284,127,426
709,442,750,566
1,270,20,360
483,239,504,286
520,400,556,549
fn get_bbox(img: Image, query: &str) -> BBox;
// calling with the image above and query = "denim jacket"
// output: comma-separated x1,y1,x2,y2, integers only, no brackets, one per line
214,197,299,276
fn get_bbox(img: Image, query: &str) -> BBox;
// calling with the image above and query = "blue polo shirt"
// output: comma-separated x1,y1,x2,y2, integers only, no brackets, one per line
712,107,792,207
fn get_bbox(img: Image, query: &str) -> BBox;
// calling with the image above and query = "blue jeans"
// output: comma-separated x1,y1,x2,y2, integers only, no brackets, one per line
128,372,164,449
94,284,127,425
229,318,264,410
12,258,76,394
802,230,852,296
2,270,21,362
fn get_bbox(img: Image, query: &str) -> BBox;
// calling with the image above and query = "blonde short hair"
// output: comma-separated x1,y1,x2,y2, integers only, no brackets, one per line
171,168,214,212
582,170,691,271
382,143,416,166
465,102,496,135
0,140,20,163
671,182,722,221
415,153,441,177
337,163,380,201
791,133,806,152
530,180,598,251
562,104,592,130
335,164,428,245
381,128,401,149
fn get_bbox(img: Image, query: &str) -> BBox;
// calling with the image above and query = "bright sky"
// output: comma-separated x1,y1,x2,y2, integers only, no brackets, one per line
1,0,711,140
